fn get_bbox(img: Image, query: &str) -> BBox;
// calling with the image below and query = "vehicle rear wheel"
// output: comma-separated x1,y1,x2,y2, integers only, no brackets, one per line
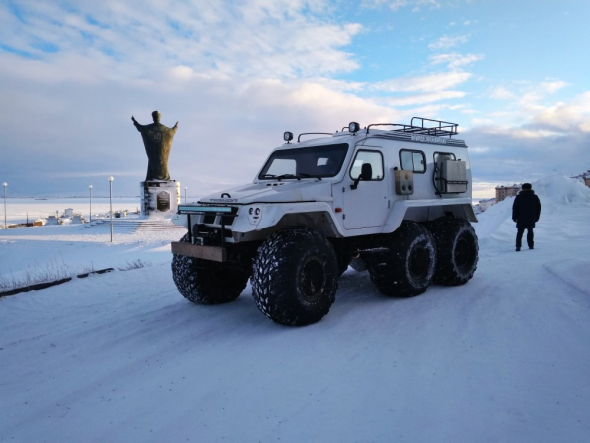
251,227,338,326
171,234,250,304
427,217,478,285
367,222,436,297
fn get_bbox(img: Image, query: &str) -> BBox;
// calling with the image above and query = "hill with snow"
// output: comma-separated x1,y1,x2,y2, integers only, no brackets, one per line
1,174,589,442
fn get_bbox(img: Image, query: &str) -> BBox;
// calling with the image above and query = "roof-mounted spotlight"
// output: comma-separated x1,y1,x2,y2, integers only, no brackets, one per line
348,122,360,134
284,131,293,143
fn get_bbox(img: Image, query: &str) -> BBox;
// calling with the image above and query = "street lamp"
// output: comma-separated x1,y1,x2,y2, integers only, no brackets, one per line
184,186,187,203
89,185,93,222
109,176,114,242
3,182,7,229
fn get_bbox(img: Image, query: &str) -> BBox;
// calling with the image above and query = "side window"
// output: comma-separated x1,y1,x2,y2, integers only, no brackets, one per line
434,152,456,164
400,149,426,173
349,150,384,180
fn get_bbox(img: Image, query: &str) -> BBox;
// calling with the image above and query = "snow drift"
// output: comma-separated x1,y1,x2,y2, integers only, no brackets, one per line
1,175,590,443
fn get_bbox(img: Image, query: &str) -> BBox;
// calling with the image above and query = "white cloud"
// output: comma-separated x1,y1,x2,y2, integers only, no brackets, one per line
490,86,515,100
531,93,590,132
470,117,495,126
465,90,590,185
428,35,469,50
384,90,466,106
430,53,483,69
486,79,575,124
362,0,442,11
541,81,569,94
0,1,362,83
1,1,587,197
371,71,472,92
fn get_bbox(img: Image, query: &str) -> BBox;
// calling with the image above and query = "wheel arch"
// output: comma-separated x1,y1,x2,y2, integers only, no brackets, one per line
254,203,344,238
383,199,477,234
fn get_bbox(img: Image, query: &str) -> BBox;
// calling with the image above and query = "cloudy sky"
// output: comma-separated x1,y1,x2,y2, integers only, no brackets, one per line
1,0,589,199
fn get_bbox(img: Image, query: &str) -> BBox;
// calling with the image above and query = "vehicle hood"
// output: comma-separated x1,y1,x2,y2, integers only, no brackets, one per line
199,181,333,205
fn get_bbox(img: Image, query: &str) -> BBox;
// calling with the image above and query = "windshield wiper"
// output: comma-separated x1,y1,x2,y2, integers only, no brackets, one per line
274,173,322,181
262,173,322,181
275,174,298,180
296,173,322,180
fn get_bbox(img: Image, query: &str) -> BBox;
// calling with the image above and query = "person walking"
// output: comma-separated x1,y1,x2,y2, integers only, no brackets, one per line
512,183,542,251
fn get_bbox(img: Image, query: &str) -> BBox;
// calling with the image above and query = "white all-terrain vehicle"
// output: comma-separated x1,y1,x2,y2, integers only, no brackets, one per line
171,118,478,325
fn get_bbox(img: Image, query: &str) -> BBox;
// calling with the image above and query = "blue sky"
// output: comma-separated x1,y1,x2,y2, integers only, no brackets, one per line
1,0,589,198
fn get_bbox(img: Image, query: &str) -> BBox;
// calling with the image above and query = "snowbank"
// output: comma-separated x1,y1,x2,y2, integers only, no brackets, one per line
1,175,590,443
534,174,590,204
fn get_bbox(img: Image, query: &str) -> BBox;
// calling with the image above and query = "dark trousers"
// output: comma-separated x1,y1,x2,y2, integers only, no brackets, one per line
516,227,534,248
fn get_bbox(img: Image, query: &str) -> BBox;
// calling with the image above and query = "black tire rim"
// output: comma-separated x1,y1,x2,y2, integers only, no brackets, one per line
409,244,430,281
299,256,326,302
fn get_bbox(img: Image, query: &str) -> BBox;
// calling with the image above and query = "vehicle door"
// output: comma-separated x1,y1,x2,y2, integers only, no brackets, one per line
341,147,389,229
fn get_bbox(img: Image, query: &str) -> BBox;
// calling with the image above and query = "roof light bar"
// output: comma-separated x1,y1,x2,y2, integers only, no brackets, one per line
178,205,234,214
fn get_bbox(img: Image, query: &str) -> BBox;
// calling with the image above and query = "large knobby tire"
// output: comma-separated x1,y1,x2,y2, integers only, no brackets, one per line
367,221,436,297
251,227,338,326
171,234,250,304
427,217,479,285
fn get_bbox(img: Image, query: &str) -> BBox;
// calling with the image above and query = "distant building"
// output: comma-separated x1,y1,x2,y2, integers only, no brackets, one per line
571,170,590,187
495,184,520,202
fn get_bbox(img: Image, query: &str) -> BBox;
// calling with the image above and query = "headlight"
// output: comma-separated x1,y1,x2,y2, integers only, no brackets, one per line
248,206,262,226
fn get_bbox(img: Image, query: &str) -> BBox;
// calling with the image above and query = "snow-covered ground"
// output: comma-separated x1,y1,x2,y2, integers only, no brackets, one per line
1,175,589,443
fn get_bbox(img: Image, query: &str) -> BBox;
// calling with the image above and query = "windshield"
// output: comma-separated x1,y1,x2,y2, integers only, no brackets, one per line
258,143,349,180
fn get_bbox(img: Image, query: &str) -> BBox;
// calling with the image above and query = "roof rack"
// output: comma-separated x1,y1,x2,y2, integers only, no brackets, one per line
366,117,459,138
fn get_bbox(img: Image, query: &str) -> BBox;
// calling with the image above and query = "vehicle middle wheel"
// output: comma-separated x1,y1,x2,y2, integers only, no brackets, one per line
367,221,436,297
251,227,339,326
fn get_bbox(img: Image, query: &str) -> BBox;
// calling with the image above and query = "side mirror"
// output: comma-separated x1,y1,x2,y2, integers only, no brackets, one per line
351,163,373,190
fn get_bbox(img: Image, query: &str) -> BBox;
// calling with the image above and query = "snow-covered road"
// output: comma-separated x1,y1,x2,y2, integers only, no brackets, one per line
2,175,590,442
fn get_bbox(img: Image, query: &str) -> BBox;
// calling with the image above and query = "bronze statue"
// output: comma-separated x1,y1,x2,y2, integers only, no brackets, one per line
132,111,178,181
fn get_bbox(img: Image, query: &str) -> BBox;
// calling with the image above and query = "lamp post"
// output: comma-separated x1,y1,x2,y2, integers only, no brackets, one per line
2,182,6,229
109,176,114,242
89,185,93,222
184,186,187,203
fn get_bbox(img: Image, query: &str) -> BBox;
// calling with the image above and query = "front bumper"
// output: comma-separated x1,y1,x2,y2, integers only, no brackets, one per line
171,242,227,262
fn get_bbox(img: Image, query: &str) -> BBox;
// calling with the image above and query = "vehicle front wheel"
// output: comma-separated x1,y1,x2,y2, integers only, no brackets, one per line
367,222,436,297
251,227,338,326
171,234,250,304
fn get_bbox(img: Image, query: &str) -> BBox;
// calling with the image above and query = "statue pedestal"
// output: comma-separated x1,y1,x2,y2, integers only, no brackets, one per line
140,180,180,219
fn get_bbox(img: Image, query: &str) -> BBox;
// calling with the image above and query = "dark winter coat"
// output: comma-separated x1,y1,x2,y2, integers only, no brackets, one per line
512,189,542,229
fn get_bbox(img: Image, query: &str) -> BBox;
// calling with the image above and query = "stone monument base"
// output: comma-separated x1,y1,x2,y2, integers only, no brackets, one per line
140,180,180,219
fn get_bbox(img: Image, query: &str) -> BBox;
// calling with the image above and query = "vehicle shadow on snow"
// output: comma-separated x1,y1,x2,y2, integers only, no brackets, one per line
154,268,464,336
164,269,429,333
